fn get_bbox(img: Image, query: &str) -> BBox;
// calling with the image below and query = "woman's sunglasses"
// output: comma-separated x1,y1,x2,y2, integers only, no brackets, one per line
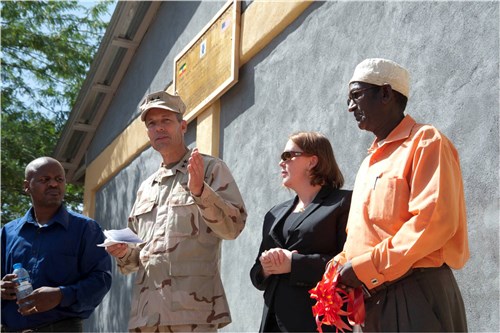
280,151,311,162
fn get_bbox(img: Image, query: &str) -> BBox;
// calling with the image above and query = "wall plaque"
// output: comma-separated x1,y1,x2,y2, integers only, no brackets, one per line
174,0,240,122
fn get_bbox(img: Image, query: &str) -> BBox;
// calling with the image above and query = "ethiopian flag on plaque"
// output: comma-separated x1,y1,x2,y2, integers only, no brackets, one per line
178,63,187,77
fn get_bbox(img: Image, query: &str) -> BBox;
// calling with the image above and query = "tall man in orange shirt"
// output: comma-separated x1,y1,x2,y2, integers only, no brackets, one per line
334,58,469,332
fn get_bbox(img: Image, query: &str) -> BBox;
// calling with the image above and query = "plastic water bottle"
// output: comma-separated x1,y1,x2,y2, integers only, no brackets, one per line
12,263,33,309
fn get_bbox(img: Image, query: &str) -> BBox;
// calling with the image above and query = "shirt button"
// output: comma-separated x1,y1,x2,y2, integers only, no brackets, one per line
371,278,379,285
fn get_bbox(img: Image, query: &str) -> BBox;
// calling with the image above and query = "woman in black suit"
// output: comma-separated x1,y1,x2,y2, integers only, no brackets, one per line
250,131,352,333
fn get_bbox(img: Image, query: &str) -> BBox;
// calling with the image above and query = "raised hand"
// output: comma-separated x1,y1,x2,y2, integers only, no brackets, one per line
187,148,205,196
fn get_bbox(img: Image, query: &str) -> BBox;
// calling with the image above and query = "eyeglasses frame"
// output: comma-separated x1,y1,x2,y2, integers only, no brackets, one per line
347,86,380,106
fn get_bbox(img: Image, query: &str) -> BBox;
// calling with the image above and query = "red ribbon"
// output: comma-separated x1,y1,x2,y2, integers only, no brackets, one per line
309,262,365,333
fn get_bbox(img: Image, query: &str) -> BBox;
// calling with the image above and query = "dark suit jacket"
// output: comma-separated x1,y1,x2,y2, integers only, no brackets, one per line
250,186,352,332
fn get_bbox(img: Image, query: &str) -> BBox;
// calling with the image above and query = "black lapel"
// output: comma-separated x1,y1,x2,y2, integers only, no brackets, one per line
285,186,334,243
269,198,296,247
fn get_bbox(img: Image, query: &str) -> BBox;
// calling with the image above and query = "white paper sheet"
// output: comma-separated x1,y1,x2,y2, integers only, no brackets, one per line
97,228,143,247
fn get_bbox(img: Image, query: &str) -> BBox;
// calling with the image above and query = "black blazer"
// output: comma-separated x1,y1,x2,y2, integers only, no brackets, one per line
250,186,352,332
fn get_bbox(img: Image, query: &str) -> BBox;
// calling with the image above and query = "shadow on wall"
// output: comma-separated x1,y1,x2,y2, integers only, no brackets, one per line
84,148,161,332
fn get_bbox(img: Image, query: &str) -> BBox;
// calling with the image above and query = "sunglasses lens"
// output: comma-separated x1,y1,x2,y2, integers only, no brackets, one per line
281,152,291,161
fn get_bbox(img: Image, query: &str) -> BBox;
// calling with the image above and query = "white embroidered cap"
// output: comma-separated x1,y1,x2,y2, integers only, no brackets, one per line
349,58,410,98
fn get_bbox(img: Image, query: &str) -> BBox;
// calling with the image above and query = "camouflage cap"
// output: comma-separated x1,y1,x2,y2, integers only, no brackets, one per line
139,91,186,121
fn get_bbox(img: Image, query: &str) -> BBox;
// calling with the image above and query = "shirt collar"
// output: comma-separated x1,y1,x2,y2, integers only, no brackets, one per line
20,205,70,230
152,148,191,183
368,115,416,153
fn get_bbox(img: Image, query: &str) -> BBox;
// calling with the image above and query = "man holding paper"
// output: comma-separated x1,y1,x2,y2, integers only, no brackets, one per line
106,91,247,332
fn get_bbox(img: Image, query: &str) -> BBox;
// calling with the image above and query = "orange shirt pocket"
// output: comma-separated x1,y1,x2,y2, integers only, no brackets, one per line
367,177,410,230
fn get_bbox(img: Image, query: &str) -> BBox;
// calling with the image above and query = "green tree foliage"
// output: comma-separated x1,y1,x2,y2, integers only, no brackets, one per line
1,0,115,224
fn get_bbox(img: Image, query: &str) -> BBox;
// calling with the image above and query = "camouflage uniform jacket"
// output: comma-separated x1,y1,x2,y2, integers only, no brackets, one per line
116,149,247,329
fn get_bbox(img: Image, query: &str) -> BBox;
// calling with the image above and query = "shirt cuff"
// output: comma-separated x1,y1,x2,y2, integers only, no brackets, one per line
116,247,132,266
351,252,386,289
333,251,347,266
256,266,269,286
191,182,212,204
58,286,76,307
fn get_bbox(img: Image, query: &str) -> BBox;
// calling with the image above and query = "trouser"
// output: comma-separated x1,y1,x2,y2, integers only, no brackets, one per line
262,311,284,332
1,317,83,333
130,324,217,332
362,265,467,332
263,306,349,332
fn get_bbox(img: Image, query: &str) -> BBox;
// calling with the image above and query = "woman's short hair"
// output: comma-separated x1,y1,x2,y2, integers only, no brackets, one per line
289,131,344,188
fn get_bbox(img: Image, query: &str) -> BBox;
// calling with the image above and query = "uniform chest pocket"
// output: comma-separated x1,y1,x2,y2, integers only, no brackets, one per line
167,191,200,237
132,199,160,243
134,200,156,216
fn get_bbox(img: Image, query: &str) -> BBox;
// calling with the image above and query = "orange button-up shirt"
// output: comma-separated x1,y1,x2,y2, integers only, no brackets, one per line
335,115,469,290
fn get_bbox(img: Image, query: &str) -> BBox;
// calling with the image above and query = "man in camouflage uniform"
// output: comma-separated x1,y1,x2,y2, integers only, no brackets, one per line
106,91,247,332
